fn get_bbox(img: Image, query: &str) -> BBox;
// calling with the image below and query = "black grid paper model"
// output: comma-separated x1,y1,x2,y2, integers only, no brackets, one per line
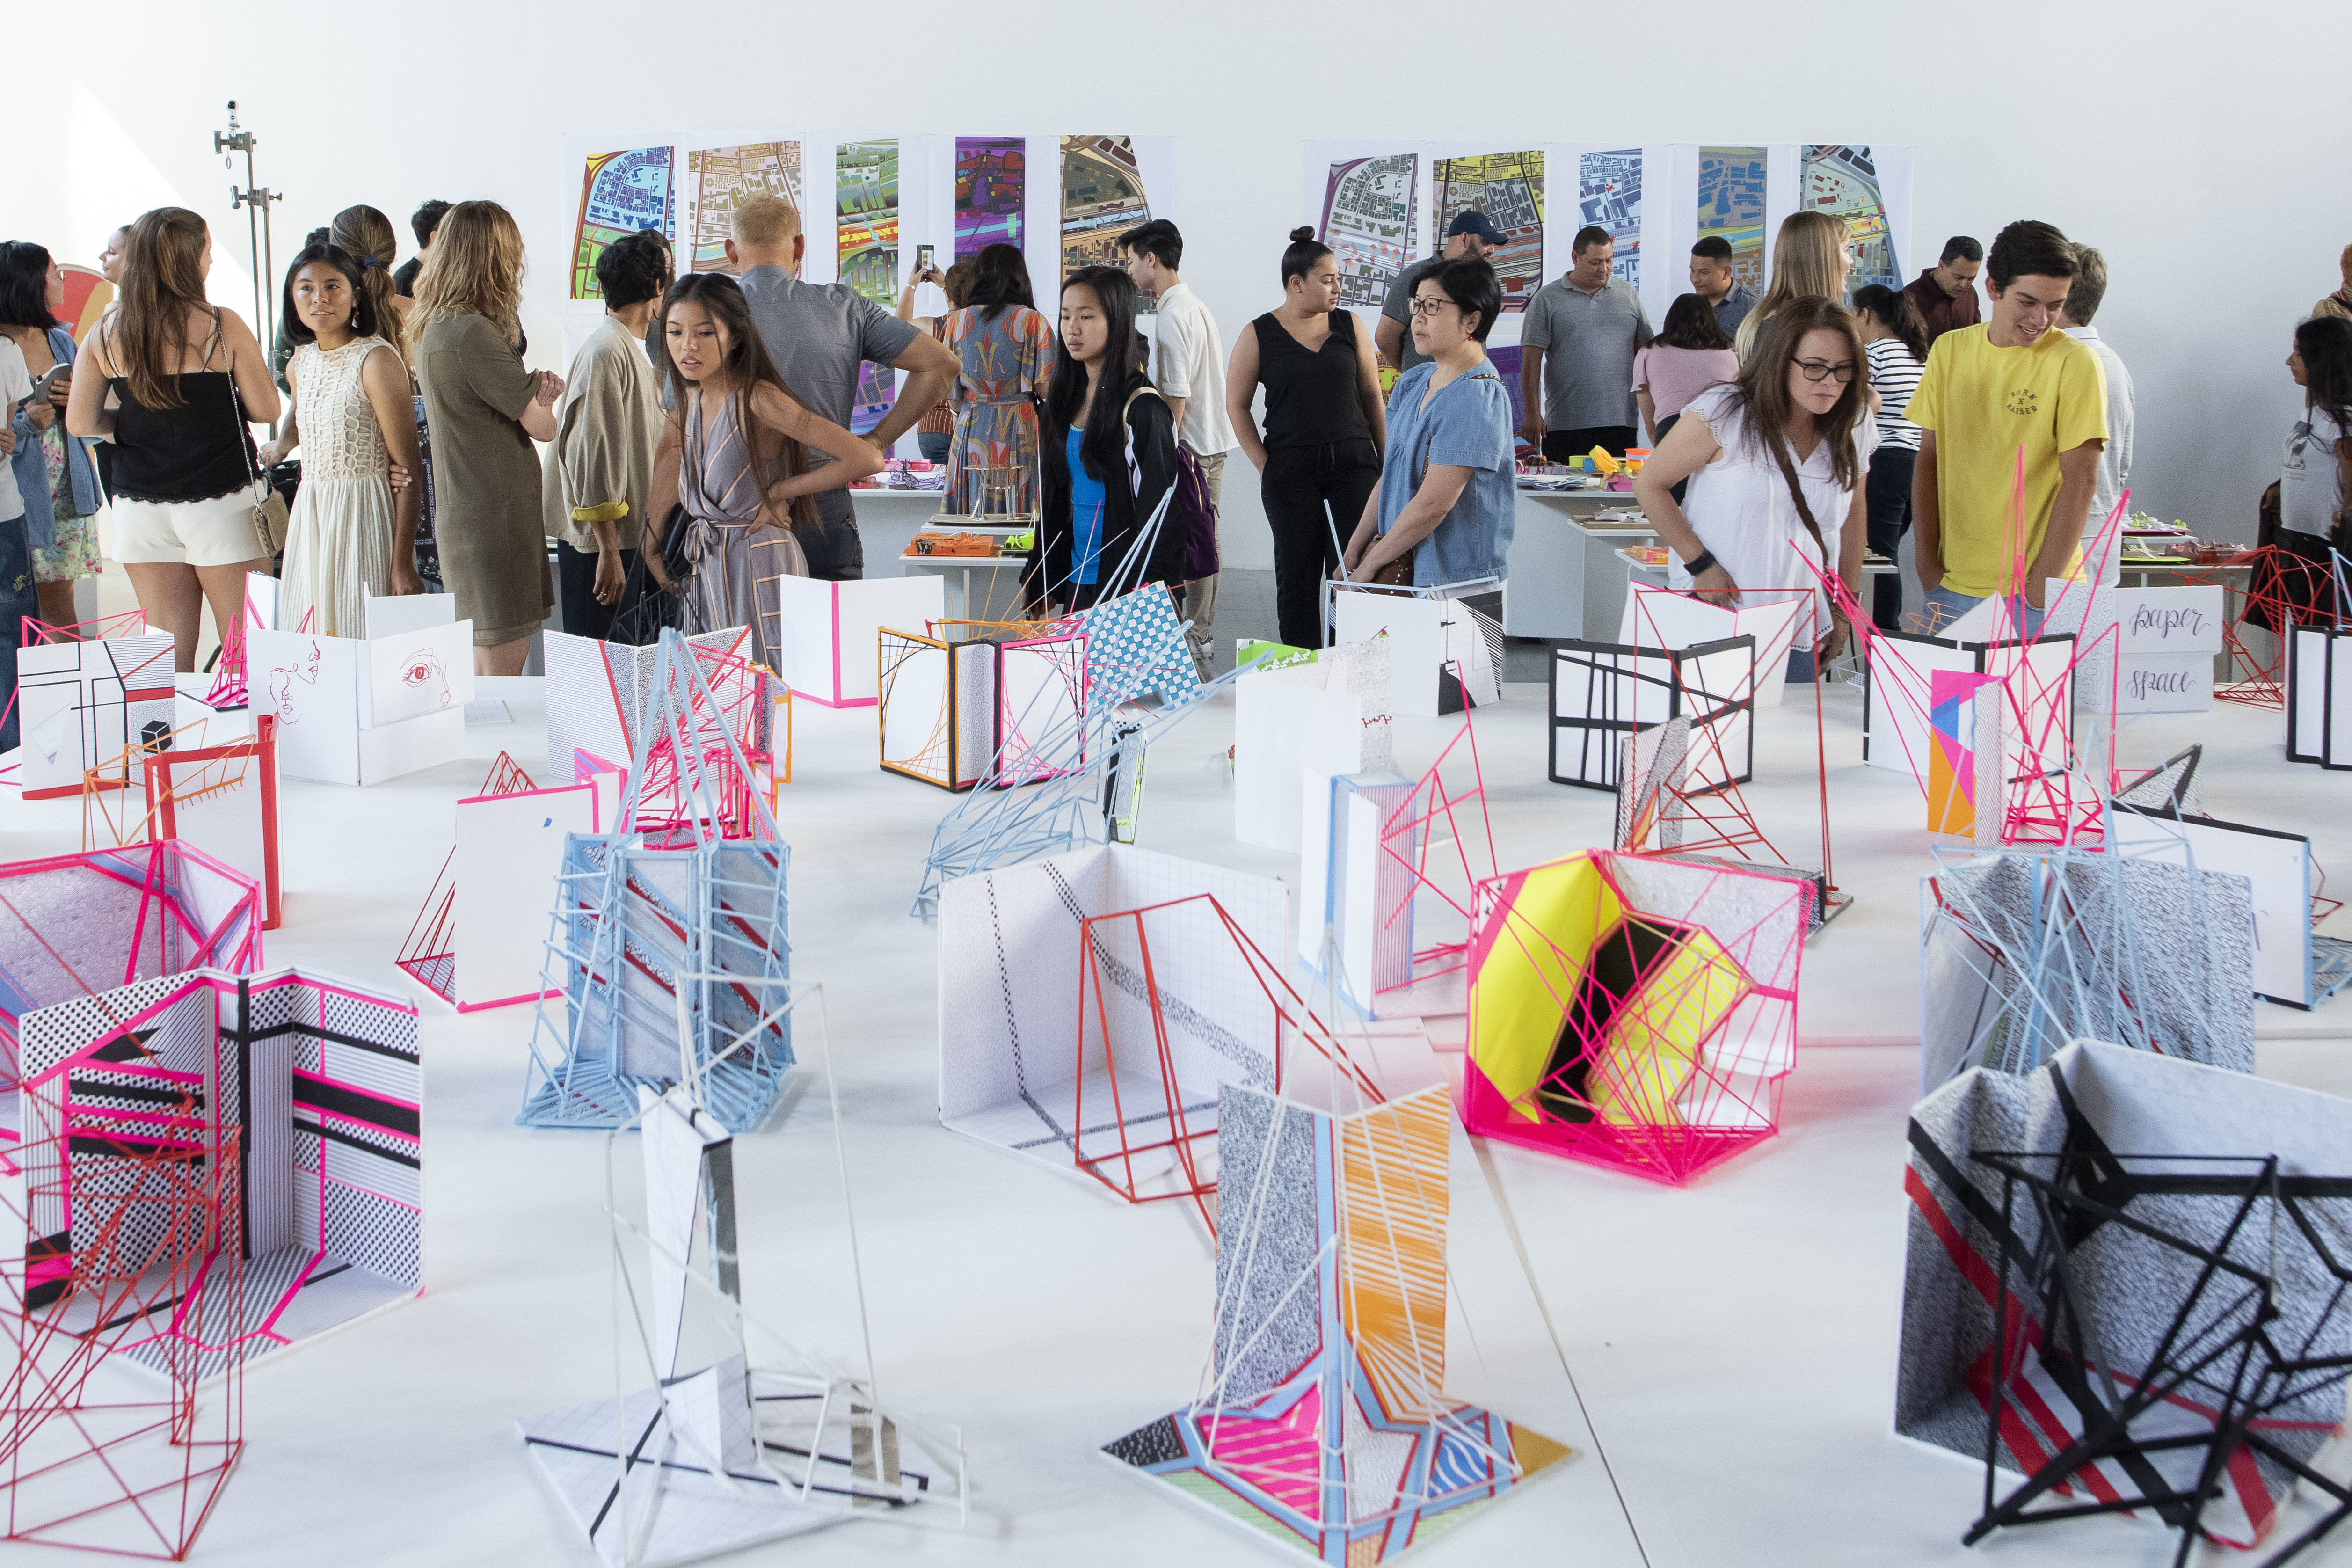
1548,635,1754,792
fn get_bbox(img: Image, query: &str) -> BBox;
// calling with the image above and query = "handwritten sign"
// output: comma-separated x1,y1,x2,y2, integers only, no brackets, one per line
2115,585,2224,655
2117,653,2211,714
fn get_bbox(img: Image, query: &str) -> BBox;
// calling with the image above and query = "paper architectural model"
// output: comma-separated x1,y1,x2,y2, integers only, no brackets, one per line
397,754,604,1011
878,625,1004,789
1235,639,1394,853
1619,584,1807,709
1051,580,1201,711
769,575,944,707
2107,801,2352,1008
13,616,174,799
522,1065,963,1565
2286,619,2352,767
139,717,284,929
995,624,1090,783
1898,1042,2352,1561
250,591,476,786
1298,771,1416,1010
1327,582,1501,718
520,631,793,1132
1462,851,1808,1184
1104,1084,1570,1560
15,966,420,1374
545,626,786,787
1863,630,2080,841
938,843,1376,1225
1547,635,1753,791
1917,844,2256,1091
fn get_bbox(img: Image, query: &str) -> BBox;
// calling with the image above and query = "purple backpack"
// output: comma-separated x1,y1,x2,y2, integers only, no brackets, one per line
1125,387,1220,581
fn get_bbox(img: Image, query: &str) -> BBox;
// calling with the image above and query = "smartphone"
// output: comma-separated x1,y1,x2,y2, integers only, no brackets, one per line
30,363,70,401
915,243,936,279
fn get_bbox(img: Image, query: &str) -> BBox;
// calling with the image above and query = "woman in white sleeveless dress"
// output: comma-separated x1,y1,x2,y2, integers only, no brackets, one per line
279,243,422,634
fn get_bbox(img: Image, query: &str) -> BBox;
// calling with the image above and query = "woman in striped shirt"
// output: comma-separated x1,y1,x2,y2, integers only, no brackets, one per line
1852,284,1927,630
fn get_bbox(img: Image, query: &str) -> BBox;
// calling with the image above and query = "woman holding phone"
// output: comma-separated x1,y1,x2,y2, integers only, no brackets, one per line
0,242,104,629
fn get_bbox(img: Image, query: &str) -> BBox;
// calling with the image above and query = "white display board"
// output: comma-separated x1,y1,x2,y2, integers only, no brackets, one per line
771,575,944,707
452,783,602,1010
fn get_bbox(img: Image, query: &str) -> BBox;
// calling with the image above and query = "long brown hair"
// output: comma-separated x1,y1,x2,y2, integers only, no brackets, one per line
411,200,524,344
654,273,816,532
111,207,213,409
1726,297,1869,562
328,204,407,363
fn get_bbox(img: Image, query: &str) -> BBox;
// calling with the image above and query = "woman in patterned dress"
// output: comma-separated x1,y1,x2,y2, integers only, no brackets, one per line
943,243,1056,520
645,274,883,675
0,243,104,630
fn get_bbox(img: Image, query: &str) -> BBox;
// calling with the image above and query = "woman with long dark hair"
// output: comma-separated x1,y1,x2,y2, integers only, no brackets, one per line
943,242,1056,520
2277,315,2352,622
898,259,973,466
66,207,281,672
645,273,884,673
1851,283,1930,629
0,242,104,629
1632,296,1878,677
1030,265,1179,613
1226,226,1386,647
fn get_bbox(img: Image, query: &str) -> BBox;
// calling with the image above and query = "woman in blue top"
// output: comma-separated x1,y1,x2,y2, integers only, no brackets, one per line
0,243,104,628
1341,257,1515,589
1032,265,1179,614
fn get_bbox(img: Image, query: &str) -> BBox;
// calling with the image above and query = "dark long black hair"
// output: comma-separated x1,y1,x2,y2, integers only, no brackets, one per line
1850,283,1928,362
1281,225,1331,287
2299,315,2352,445
1654,292,1731,352
654,272,817,532
279,244,379,346
0,243,57,330
966,242,1034,320
1046,265,1146,491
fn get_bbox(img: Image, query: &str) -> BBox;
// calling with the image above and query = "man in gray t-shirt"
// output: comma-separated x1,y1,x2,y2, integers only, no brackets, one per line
1520,226,1653,462
720,197,957,579
1375,211,1503,374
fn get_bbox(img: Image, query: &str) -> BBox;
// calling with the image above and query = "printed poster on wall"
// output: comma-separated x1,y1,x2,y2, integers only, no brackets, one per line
1321,152,1419,311
837,139,900,433
1059,135,1153,310
1802,144,1899,289
1577,148,1642,292
571,146,675,300
955,136,1024,259
1432,151,1544,313
1696,146,1767,292
681,141,802,274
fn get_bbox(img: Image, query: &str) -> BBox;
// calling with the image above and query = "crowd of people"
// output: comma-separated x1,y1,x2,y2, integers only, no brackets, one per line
0,194,2346,724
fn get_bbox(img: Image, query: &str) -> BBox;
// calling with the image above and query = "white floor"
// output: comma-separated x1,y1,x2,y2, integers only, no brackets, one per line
4,659,2352,1568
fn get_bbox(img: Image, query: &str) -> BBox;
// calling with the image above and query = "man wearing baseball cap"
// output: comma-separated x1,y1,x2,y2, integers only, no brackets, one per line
1376,210,1503,375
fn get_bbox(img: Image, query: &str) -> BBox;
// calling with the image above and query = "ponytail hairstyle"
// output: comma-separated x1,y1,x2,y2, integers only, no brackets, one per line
412,200,525,347
328,204,406,362
279,244,376,347
1849,283,1928,363
1281,225,1332,288
653,272,818,534
1046,265,1145,493
112,206,213,410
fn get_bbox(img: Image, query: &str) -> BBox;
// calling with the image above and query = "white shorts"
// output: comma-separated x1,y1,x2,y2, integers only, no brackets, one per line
112,491,271,568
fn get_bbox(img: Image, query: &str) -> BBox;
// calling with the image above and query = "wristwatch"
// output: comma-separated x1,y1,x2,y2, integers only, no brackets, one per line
1683,548,1718,577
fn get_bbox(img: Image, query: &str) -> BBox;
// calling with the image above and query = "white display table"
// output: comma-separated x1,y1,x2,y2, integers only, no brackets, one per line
1502,487,1658,640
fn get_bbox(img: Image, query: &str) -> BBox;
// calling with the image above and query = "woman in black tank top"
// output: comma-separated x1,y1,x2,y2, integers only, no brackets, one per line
1225,229,1388,648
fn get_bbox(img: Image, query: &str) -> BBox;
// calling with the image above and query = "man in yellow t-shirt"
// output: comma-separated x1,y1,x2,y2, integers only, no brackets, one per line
1905,219,2108,633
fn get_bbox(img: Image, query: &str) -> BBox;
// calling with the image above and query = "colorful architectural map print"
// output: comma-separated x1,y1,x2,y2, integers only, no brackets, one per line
837,139,900,434
1433,151,1544,313
956,136,1024,259
1802,143,1898,290
1322,153,1418,310
572,146,674,300
1060,135,1152,308
1577,148,1642,292
685,141,801,274
1697,146,1767,292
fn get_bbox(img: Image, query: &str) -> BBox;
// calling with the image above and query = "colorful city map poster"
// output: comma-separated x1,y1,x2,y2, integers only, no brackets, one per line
684,141,801,274
1577,148,1642,292
1060,135,1152,308
571,146,674,300
1696,146,1767,292
955,136,1024,259
1321,153,1417,310
1432,150,1544,312
1802,144,1898,290
837,139,900,434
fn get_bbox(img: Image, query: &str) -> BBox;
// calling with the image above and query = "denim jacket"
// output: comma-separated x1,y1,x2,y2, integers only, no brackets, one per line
11,326,103,546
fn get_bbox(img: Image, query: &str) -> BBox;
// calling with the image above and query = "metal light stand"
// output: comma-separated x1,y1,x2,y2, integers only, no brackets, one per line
214,100,281,433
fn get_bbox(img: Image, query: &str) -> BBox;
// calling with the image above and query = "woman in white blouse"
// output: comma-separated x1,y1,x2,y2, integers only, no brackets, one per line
1632,295,1878,679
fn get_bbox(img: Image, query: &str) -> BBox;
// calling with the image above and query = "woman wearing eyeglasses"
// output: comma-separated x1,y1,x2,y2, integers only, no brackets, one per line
1632,296,1877,676
1338,257,1515,591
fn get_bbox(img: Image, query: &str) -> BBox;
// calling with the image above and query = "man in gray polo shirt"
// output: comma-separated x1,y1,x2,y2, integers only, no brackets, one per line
1520,225,1653,461
719,195,958,579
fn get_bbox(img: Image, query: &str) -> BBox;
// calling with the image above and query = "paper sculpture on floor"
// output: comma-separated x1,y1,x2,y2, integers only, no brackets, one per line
1326,581,1501,718
15,966,420,1375
1916,842,2256,1091
1104,1083,1571,1560
1461,851,1808,1185
937,843,1378,1229
994,622,1090,783
1547,634,1753,791
1863,628,2083,840
519,630,792,1132
1898,1042,2352,1562
1298,771,1416,1012
545,625,786,787
131,717,284,929
396,753,604,1011
1235,638,1393,853
521,995,965,1568
250,590,476,786
878,624,1005,789
12,614,175,799
769,575,944,707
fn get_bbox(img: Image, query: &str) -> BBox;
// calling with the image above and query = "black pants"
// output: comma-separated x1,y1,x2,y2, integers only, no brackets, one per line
1544,426,1638,463
1263,439,1381,649
1864,445,1918,631
1653,412,1689,505
556,540,648,643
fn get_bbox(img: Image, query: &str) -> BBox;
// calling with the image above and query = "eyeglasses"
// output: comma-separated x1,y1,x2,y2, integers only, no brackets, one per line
1794,358,1858,384
1408,297,1458,319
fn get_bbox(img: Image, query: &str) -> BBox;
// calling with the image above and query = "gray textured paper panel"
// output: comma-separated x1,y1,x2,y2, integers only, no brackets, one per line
1212,1084,1324,1404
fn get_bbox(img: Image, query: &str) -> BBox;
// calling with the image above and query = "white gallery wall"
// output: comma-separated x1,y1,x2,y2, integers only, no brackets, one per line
13,0,2342,570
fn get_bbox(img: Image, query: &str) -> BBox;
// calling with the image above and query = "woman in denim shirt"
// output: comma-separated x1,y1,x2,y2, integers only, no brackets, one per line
0,243,104,627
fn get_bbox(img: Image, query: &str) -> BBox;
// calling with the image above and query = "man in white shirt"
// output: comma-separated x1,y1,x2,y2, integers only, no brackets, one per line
1122,219,1233,677
2056,243,2134,582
